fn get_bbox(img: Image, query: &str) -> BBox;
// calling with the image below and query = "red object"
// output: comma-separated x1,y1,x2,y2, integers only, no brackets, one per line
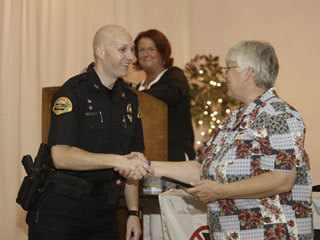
115,179,124,186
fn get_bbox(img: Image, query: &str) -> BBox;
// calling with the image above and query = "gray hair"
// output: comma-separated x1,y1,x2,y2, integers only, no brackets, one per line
225,41,279,89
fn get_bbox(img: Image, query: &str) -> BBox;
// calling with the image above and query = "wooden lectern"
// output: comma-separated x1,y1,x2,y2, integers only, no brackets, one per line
42,86,168,239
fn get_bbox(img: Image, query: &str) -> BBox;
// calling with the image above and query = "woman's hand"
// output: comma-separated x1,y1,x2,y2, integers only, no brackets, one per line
185,171,297,203
185,179,223,203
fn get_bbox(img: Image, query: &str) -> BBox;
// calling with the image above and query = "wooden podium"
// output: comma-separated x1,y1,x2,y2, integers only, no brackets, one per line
42,86,168,239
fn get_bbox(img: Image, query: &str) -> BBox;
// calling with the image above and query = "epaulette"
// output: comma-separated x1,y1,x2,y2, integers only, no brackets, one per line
58,72,88,93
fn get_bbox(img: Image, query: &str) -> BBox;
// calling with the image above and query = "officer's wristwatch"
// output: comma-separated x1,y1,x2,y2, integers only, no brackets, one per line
128,210,142,219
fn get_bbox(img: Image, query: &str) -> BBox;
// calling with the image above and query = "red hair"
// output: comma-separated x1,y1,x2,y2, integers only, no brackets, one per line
133,29,174,70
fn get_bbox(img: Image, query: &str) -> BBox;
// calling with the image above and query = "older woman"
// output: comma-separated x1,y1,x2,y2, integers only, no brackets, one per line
121,40,313,239
133,29,195,161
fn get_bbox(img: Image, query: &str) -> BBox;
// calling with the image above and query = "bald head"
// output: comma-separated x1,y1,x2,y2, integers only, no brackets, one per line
93,25,129,49
91,25,134,85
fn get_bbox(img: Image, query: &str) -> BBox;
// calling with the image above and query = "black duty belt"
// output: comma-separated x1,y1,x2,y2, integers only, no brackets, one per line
53,172,115,199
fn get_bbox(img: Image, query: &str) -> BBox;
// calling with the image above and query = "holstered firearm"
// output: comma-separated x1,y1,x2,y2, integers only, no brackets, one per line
16,143,54,211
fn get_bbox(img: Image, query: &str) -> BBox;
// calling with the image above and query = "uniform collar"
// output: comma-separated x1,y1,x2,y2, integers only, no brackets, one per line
86,62,107,92
84,63,118,90
85,62,128,102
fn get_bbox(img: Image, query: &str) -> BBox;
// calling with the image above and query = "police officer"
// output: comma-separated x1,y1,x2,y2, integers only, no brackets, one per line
26,25,151,240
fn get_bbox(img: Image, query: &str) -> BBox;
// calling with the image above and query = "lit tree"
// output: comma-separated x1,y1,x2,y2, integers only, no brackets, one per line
184,55,239,146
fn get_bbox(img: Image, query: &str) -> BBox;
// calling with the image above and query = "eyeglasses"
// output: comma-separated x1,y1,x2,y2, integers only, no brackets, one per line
222,65,239,73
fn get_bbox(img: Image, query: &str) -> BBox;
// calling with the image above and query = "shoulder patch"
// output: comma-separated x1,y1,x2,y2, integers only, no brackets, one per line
52,97,73,115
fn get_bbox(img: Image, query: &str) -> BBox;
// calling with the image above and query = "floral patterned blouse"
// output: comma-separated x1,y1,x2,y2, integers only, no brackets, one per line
199,88,313,240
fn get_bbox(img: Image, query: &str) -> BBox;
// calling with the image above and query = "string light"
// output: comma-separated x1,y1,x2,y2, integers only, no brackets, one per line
209,81,217,86
184,54,240,151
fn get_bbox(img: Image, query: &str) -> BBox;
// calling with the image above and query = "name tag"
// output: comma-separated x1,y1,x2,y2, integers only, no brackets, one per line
85,112,99,117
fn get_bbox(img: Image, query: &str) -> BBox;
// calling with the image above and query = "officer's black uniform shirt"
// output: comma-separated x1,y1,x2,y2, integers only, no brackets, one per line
48,63,144,181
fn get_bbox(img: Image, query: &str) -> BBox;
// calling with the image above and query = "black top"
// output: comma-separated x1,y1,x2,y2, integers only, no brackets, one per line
136,66,195,161
48,63,144,181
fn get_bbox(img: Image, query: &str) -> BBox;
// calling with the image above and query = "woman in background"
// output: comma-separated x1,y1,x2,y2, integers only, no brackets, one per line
133,29,195,161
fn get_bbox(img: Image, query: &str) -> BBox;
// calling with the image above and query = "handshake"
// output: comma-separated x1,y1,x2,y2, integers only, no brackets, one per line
115,152,155,180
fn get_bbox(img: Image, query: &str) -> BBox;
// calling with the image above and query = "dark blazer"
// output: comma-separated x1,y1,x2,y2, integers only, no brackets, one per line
136,66,195,161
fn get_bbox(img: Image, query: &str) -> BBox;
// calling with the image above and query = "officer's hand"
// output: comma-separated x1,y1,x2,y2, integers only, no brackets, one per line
116,163,144,180
127,152,154,178
115,167,141,180
114,160,143,180
128,153,153,178
126,216,141,240
114,153,153,180
127,152,154,173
